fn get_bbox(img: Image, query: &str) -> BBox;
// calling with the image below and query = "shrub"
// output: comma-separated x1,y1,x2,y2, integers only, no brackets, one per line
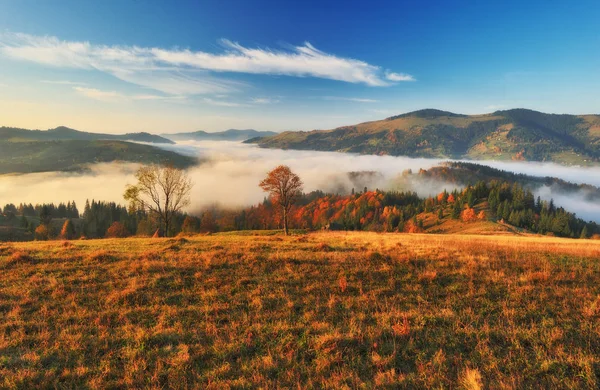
461,207,477,222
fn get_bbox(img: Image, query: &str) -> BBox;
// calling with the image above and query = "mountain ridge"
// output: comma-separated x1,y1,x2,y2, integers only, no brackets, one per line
0,126,174,144
163,129,278,142
246,108,600,164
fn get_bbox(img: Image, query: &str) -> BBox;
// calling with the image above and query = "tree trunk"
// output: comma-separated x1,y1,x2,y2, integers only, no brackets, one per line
283,208,289,235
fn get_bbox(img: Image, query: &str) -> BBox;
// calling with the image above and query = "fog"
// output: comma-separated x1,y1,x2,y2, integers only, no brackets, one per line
2,140,600,222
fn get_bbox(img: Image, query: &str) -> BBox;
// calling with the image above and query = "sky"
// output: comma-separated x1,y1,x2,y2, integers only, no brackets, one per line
0,0,599,133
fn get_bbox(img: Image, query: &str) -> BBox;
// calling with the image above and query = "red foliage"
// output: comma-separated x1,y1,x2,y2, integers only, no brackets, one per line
461,207,477,222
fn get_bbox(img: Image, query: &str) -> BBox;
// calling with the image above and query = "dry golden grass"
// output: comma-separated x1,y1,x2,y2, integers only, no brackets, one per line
1,232,600,388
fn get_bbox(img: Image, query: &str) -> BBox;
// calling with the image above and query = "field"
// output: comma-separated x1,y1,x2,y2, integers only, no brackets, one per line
1,232,600,388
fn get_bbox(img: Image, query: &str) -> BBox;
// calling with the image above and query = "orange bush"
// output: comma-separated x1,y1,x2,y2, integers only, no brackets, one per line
106,222,129,238
461,207,477,222
35,224,49,241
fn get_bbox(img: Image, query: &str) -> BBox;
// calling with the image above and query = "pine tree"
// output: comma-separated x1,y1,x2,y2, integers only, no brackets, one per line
451,201,461,219
580,226,589,239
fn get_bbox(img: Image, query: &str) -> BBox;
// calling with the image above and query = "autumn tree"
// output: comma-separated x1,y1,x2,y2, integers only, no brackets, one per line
181,216,199,234
35,224,49,241
259,165,303,235
60,219,77,240
106,221,129,238
124,165,193,237
199,211,218,233
461,207,477,222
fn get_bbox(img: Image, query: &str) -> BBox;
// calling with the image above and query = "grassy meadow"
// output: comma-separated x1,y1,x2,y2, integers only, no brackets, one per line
1,232,600,388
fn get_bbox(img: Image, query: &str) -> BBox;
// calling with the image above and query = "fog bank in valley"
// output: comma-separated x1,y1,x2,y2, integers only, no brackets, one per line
2,140,600,222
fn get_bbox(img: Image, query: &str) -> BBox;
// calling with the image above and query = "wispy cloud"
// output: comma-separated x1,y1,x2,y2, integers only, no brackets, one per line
0,32,414,96
41,80,86,85
251,97,280,104
73,86,184,103
74,87,124,102
385,71,415,82
201,97,249,107
323,96,378,103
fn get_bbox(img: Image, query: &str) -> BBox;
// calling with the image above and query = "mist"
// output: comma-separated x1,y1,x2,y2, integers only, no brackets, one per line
2,140,600,222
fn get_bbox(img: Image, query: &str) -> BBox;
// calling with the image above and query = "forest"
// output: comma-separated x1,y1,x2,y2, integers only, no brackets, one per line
2,178,598,241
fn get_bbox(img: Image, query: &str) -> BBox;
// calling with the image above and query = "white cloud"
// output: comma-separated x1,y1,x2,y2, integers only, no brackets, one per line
323,96,378,103
152,40,393,86
74,86,125,102
251,97,280,104
0,32,413,96
73,86,185,103
41,80,86,85
385,71,415,82
201,97,249,107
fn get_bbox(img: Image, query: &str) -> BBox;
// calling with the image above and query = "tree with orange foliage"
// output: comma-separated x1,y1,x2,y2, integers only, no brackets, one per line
106,221,129,238
477,210,486,220
35,224,49,241
60,219,77,240
447,194,456,203
259,165,303,235
461,207,477,222
437,190,448,204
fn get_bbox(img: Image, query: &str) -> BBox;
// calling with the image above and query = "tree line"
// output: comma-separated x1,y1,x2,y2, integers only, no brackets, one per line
2,164,598,241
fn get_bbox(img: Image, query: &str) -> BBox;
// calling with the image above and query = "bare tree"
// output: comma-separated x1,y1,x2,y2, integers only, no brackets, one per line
124,165,193,237
259,165,303,235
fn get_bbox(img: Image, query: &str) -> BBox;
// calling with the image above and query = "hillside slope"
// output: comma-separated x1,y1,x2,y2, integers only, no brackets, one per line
248,109,600,164
0,126,174,144
0,139,196,174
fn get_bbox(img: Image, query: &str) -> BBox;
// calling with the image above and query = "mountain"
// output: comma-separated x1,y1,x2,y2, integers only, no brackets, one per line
0,139,196,174
0,126,175,144
163,129,278,142
246,108,600,164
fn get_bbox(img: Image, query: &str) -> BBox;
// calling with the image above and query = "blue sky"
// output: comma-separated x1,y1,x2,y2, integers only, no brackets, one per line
0,0,599,133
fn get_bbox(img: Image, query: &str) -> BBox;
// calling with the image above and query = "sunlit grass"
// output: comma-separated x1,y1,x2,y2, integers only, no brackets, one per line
1,232,599,388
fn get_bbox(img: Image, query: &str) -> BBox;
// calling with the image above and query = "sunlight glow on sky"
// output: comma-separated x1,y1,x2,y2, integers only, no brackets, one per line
0,0,599,133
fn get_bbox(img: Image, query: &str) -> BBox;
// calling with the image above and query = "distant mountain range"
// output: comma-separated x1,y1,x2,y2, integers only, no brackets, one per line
246,109,600,164
0,126,174,144
163,129,278,142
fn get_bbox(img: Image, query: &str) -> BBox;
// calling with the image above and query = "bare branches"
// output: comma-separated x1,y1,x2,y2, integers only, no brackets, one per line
124,165,194,236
